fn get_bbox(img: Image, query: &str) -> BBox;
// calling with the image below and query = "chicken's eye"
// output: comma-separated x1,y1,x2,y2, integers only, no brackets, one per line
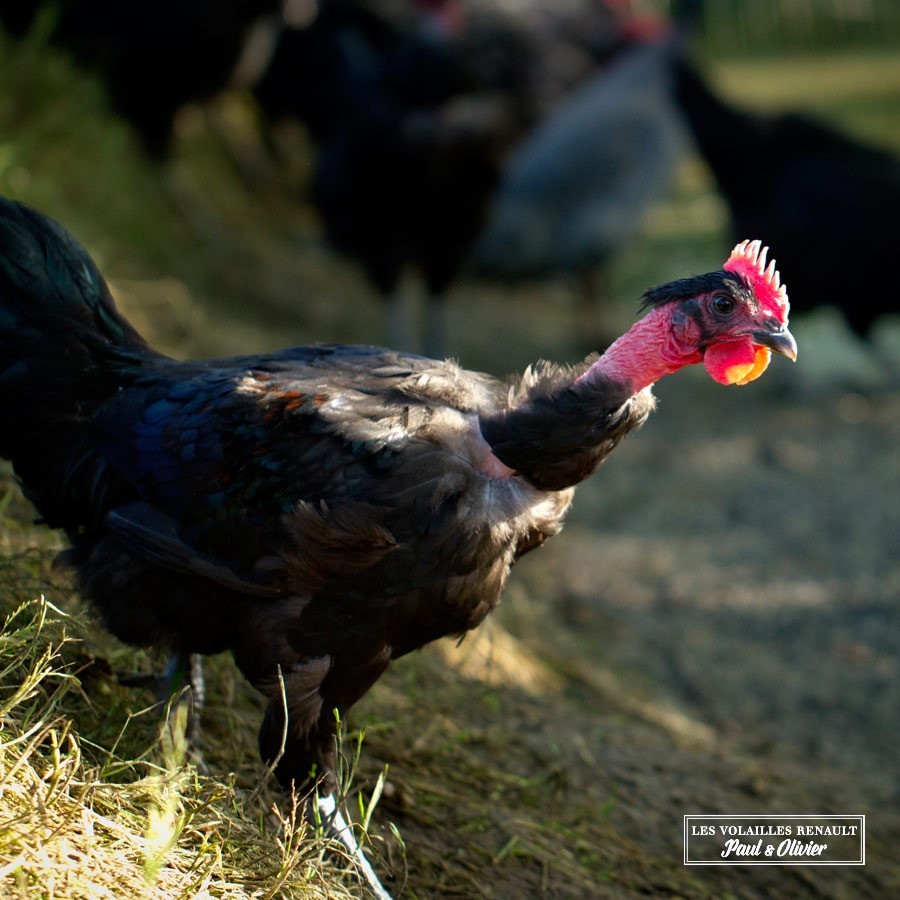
712,294,735,315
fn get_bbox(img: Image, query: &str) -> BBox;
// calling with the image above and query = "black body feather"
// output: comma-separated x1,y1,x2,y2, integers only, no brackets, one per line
0,197,655,791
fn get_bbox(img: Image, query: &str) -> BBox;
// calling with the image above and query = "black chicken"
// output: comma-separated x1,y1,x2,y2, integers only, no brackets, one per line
254,0,671,355
0,198,796,894
0,0,281,158
470,36,685,299
675,59,900,341
254,0,520,355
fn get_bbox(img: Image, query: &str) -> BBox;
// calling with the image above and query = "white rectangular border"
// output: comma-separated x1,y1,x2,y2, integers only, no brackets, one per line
683,814,865,866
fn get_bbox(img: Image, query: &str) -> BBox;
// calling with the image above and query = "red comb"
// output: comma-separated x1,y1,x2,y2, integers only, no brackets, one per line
724,240,789,320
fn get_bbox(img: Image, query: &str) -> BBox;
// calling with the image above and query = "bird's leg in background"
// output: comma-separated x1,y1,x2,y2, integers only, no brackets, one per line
316,792,393,900
385,287,416,353
578,264,619,354
423,292,448,360
159,651,189,696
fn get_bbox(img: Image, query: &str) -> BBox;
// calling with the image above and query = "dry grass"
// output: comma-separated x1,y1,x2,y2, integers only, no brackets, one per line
0,555,383,899
0,523,638,900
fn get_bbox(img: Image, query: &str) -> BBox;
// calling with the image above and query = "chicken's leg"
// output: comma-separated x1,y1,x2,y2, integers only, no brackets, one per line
317,792,393,900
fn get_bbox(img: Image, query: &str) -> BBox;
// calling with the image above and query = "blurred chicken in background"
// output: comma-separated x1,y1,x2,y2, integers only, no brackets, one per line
252,0,690,355
0,0,283,158
0,0,695,357
470,30,688,348
674,56,900,346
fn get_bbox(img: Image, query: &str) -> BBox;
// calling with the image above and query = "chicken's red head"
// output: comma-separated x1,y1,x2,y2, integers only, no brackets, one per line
602,241,797,393
701,239,796,385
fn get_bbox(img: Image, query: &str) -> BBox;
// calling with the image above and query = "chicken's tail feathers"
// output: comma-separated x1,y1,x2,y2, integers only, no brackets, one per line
0,197,152,529
0,197,149,352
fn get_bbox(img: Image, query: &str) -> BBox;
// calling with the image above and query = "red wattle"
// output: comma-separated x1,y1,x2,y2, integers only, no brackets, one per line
703,339,771,386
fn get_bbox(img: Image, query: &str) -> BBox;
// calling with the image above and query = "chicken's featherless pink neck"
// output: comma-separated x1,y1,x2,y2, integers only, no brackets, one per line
480,303,706,491
579,304,702,394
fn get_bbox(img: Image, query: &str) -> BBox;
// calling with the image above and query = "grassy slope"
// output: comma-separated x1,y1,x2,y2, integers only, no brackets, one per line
2,28,900,899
